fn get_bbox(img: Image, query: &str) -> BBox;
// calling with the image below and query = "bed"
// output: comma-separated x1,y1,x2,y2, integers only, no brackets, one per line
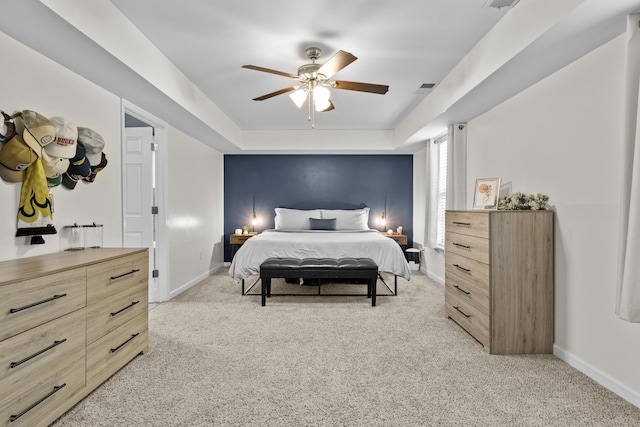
229,207,412,282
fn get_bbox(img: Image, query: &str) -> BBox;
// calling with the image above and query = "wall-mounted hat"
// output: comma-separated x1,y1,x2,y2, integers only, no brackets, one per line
0,111,16,143
44,116,77,159
61,142,91,190
47,174,62,188
84,152,107,183
0,164,23,182
0,134,35,183
0,134,37,171
77,127,105,166
20,110,54,153
42,149,70,178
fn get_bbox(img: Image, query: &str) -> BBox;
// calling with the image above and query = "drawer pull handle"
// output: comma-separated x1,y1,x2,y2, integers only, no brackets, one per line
452,221,471,226
453,285,471,295
453,242,471,249
453,306,471,318
9,383,66,422
10,339,68,368
453,264,471,273
110,269,141,281
110,333,140,353
111,301,140,317
9,294,67,314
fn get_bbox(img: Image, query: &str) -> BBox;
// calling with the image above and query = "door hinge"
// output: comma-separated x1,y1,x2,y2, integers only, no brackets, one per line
151,142,158,151
151,206,159,214
152,269,159,278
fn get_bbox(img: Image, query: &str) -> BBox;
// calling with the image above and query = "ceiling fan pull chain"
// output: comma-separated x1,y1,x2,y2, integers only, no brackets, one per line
309,90,314,129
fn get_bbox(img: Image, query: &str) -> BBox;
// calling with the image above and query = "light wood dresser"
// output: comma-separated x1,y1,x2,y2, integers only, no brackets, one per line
0,248,148,427
445,210,553,354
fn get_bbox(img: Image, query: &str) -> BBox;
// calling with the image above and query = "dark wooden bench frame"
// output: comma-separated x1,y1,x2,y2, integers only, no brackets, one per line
259,257,379,306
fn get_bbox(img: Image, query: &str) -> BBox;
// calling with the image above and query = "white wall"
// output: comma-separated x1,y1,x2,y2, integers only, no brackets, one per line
0,32,122,261
0,32,225,299
167,126,224,297
467,34,640,405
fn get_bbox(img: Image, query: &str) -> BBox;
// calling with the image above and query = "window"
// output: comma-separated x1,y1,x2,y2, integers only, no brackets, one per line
435,133,448,248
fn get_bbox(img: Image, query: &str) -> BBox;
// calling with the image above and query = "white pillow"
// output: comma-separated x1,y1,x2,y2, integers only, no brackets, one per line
320,208,370,230
274,208,321,230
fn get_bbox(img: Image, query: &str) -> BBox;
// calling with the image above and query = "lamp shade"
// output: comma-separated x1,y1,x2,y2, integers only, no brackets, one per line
313,85,331,111
289,89,307,108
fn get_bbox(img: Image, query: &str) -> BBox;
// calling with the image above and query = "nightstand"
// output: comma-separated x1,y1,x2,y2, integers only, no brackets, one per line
230,232,258,257
384,233,407,247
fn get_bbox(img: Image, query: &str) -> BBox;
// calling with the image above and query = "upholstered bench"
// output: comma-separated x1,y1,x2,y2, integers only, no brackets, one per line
259,257,379,306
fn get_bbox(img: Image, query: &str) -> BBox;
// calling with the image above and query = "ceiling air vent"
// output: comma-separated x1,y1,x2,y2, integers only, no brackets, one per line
483,0,519,9
416,83,436,95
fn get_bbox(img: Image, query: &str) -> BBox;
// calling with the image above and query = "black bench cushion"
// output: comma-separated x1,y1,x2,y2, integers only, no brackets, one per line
260,257,378,279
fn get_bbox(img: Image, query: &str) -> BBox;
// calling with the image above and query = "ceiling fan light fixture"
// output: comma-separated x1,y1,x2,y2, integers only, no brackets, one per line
314,98,331,112
312,85,331,112
244,47,387,127
289,88,307,108
313,85,330,102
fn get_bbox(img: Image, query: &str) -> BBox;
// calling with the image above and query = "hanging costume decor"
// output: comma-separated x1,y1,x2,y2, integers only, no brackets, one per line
16,156,57,241
13,111,58,243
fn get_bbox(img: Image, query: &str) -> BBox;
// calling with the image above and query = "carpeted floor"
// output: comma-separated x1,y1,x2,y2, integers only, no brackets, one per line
51,269,640,426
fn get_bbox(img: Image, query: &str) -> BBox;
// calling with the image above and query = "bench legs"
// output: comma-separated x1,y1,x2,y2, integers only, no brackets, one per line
261,276,376,306
370,277,376,306
261,278,271,306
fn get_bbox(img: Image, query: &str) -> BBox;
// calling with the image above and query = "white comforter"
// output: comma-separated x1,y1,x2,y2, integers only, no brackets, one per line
229,229,412,280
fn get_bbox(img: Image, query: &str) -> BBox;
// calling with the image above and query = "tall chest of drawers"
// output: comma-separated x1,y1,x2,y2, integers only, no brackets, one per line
0,248,148,427
445,210,554,354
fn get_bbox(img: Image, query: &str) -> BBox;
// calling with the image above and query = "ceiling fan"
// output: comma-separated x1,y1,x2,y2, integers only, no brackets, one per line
242,47,389,126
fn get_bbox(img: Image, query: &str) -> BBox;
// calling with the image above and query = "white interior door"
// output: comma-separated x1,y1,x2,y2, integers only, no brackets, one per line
123,126,158,303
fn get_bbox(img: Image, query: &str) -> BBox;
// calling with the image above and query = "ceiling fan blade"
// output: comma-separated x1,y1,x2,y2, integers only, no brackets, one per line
242,65,298,79
317,50,357,79
333,80,389,95
319,100,335,112
252,87,297,101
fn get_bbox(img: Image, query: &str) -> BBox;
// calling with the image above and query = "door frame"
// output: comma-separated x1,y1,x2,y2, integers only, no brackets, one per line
121,98,170,302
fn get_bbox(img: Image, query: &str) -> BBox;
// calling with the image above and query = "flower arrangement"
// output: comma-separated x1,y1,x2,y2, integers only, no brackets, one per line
497,192,550,210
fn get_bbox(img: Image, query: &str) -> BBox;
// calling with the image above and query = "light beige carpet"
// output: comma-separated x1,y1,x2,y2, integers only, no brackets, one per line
52,270,640,426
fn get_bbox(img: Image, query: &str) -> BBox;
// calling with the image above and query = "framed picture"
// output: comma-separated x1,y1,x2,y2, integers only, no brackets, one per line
473,177,501,209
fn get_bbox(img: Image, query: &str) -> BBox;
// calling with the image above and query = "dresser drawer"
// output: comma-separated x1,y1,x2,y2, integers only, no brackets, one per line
0,344,85,427
86,251,148,305
86,312,148,389
445,232,489,264
446,211,489,238
445,290,489,348
0,309,85,384
445,273,489,317
445,252,490,292
86,281,147,344
0,269,86,341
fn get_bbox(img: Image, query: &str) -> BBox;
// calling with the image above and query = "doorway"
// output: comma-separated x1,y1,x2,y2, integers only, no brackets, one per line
121,99,169,303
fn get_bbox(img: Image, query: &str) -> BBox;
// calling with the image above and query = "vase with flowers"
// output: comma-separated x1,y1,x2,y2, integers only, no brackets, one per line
497,192,550,210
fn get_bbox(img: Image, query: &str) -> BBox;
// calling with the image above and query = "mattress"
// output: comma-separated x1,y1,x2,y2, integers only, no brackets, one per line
229,229,412,280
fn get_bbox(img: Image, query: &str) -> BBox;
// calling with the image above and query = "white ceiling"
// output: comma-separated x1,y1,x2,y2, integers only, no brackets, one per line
1,0,640,154
109,0,508,131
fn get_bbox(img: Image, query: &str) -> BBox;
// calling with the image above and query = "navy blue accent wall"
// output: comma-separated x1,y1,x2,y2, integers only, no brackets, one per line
224,155,413,261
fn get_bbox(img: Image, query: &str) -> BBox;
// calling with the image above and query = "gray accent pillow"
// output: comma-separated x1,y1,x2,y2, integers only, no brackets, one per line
309,217,336,230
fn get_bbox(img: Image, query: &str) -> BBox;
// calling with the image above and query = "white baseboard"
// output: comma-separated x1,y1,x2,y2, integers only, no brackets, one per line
554,344,640,409
168,263,225,300
422,267,444,286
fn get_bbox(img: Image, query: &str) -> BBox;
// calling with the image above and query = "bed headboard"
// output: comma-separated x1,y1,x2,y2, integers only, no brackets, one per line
281,202,368,210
